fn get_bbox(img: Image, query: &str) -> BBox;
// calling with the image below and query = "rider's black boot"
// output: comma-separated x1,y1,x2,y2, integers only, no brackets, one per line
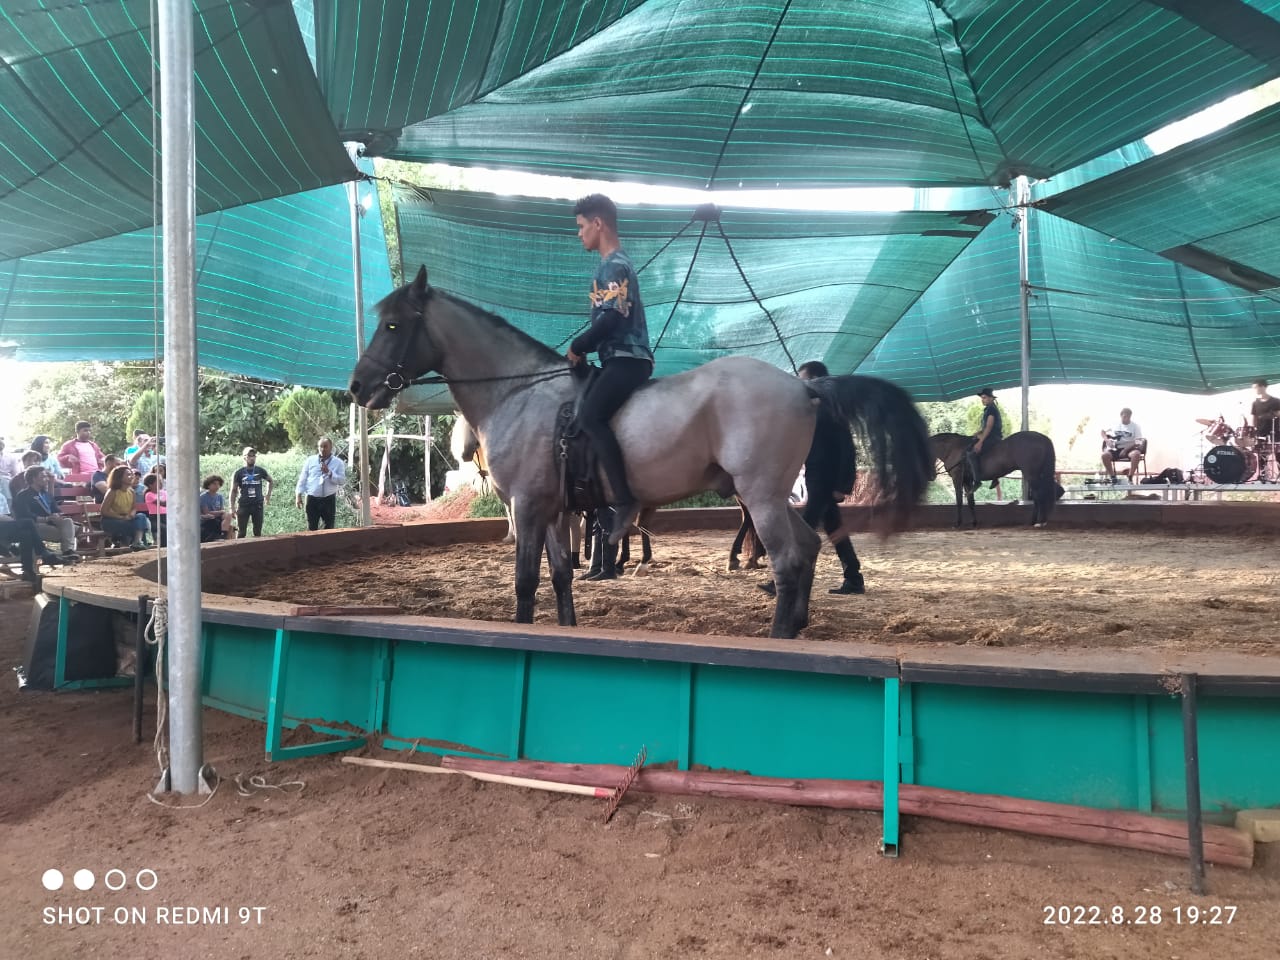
829,538,864,594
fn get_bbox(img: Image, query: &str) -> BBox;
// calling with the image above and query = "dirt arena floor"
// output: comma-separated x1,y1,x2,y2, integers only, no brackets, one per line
6,525,1280,958
205,526,1280,655
2,590,1280,960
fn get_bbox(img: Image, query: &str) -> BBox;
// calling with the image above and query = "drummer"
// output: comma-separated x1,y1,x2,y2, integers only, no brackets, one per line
1100,407,1145,482
1251,378,1280,440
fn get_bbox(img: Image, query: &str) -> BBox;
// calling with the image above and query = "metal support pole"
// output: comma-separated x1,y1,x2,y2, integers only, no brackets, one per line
158,0,206,795
1180,674,1207,895
424,415,432,500
1016,175,1031,434
345,142,372,528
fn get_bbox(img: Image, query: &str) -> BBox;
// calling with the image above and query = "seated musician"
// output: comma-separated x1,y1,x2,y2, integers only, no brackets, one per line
1100,407,1146,482
1251,379,1280,441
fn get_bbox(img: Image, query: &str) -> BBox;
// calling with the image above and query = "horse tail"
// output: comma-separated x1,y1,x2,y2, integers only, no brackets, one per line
806,375,936,530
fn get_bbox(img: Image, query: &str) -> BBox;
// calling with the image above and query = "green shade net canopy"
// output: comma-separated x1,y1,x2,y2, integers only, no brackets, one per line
856,207,1280,399
1038,99,1280,298
391,189,989,413
0,178,390,390
318,0,1280,188
1,0,357,261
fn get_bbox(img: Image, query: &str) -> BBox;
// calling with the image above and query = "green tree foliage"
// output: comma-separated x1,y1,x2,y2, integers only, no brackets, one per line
198,372,290,453
126,388,165,441
17,362,149,455
271,387,342,450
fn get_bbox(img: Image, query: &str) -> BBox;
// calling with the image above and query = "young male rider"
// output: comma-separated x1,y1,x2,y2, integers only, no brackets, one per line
566,194,653,545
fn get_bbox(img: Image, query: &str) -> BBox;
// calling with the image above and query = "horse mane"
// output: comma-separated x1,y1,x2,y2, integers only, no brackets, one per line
435,290,567,366
376,280,568,367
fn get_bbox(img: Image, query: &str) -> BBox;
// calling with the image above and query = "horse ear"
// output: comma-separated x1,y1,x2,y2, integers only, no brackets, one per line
411,265,429,297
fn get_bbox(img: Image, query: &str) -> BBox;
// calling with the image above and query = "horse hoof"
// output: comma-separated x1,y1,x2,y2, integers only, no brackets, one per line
633,563,650,578
744,559,761,570
727,557,740,571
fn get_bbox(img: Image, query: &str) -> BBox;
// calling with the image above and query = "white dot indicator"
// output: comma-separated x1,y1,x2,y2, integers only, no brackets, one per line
73,869,95,891
136,869,158,891
105,869,127,891
41,869,64,891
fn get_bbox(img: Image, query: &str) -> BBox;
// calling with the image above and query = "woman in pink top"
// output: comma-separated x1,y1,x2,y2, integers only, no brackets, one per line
143,473,167,547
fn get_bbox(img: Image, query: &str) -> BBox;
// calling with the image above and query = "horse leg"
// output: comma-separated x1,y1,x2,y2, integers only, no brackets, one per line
750,501,819,639
513,511,548,624
544,519,576,627
633,511,654,577
728,503,751,571
618,532,631,573
569,511,582,568
951,474,965,528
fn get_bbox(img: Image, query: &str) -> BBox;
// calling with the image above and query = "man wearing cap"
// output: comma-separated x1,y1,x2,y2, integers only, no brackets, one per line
965,388,1003,491
230,447,274,537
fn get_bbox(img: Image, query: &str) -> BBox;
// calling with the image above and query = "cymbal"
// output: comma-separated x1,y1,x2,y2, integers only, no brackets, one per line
1195,418,1218,426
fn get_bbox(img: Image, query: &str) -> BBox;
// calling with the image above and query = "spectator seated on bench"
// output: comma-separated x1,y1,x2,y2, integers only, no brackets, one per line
12,466,78,561
99,465,149,550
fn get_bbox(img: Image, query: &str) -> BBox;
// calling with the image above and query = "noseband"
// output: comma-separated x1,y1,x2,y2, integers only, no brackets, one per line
380,305,438,393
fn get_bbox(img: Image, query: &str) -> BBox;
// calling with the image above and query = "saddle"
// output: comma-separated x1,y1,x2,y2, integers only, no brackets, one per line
556,366,608,512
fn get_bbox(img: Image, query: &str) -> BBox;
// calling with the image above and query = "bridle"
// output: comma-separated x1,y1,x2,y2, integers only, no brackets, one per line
379,304,430,393
375,296,572,394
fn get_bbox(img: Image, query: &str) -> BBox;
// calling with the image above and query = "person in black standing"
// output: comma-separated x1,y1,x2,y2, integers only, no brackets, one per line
1251,378,1280,440
965,387,1003,491
762,360,863,597
230,447,273,538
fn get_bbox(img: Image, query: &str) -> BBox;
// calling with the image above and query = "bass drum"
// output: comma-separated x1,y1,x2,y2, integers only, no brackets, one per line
1204,444,1254,484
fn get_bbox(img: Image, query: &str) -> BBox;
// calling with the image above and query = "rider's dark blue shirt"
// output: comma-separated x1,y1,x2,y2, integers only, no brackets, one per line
571,249,653,365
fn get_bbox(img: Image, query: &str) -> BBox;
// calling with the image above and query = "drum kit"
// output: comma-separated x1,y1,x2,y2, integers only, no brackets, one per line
1194,415,1280,484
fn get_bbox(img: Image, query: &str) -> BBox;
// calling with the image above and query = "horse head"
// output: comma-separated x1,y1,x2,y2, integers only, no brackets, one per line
350,265,443,409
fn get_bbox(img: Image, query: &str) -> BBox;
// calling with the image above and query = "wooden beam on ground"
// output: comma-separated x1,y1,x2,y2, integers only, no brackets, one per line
438,756,1254,868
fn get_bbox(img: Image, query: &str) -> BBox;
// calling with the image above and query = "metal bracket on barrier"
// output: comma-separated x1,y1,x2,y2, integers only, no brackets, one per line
265,628,366,762
153,763,218,796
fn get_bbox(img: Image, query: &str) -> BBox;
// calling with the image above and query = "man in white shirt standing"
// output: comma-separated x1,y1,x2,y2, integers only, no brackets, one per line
295,437,347,531
1100,407,1145,483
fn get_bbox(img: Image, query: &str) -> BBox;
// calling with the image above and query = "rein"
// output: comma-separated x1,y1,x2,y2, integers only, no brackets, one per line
378,302,573,393
386,368,573,391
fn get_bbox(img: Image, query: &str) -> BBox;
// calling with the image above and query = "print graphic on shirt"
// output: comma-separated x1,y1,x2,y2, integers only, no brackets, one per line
589,277,631,318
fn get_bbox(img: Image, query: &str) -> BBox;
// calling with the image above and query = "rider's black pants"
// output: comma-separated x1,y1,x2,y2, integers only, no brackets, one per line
577,357,651,504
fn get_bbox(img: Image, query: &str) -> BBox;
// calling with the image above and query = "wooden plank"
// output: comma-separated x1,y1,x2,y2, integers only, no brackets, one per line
288,604,402,617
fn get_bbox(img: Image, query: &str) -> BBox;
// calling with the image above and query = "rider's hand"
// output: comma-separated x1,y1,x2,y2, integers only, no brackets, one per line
566,348,582,365
974,440,983,452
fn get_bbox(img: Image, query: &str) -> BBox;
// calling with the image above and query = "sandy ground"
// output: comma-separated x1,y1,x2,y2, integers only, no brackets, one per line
5,527,1280,958
205,527,1280,655
2,592,1280,960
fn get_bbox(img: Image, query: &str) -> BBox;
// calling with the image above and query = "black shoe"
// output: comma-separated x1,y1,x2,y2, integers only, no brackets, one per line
829,574,866,595
129,543,145,552
758,580,776,597
607,501,641,546
581,569,617,582
40,554,64,567
59,551,81,563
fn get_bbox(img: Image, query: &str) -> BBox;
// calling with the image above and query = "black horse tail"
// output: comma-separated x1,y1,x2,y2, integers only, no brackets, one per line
804,375,936,530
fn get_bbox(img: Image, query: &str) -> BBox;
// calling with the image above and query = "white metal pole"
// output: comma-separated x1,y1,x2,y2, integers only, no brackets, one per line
1017,175,1031,433
345,143,372,527
158,0,204,794
424,415,431,500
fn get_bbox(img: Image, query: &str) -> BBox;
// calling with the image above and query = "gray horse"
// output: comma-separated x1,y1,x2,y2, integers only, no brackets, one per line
350,267,933,639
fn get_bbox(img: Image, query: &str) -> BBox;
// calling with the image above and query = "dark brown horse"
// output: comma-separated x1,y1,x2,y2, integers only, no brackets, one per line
931,432,1063,528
